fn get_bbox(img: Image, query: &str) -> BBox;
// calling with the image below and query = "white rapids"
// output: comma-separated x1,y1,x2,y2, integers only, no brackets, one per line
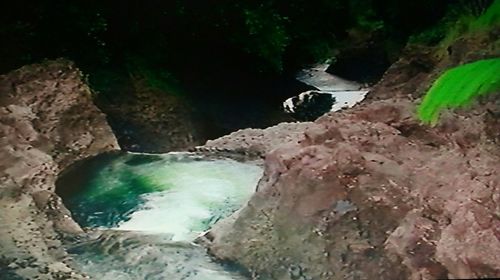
113,154,263,241
60,152,263,280
284,63,369,115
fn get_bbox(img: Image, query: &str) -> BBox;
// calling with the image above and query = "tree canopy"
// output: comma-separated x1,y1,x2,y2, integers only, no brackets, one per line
0,0,457,76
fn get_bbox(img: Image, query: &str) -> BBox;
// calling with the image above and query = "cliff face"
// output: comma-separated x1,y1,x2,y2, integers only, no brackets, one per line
0,60,119,279
204,32,500,280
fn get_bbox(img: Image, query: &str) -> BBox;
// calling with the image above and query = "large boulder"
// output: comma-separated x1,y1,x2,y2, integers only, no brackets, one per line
204,98,500,279
202,29,500,279
0,59,119,279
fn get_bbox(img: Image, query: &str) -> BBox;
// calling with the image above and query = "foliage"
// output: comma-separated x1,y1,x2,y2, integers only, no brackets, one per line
441,0,499,47
242,7,290,71
0,0,460,94
461,0,496,17
409,20,451,45
0,1,108,72
414,1,499,125
417,58,500,125
410,0,499,45
470,0,500,30
125,55,184,96
349,0,385,33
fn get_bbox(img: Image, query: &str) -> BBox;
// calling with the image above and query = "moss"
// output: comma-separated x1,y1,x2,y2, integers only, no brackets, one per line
417,58,500,125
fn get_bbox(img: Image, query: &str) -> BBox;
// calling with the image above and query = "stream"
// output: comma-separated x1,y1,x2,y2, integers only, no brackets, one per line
57,152,263,280
55,65,368,280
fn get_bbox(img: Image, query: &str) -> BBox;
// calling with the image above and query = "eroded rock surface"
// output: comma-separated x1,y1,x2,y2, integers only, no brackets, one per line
198,122,315,158
0,59,119,279
203,31,500,280
205,98,500,280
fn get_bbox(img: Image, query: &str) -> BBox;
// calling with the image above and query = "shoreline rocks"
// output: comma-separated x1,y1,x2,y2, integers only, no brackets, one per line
202,31,500,279
0,59,119,279
203,95,500,280
0,27,498,280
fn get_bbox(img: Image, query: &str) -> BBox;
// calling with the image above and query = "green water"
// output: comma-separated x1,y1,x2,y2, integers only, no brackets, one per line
58,152,263,279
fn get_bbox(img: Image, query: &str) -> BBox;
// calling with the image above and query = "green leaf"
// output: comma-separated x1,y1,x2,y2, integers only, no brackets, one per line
418,58,500,125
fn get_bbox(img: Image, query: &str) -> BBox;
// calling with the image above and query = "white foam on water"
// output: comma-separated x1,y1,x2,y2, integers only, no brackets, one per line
282,90,369,114
75,255,248,280
296,63,363,91
284,63,369,116
114,156,263,241
326,90,369,111
66,153,261,279
70,230,249,280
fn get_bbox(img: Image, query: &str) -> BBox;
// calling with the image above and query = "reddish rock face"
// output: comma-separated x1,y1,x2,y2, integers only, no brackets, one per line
0,60,119,279
202,30,500,280
206,98,500,280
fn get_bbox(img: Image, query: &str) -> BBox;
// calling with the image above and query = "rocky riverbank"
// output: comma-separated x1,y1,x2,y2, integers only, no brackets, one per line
0,59,119,279
203,97,500,279
201,31,500,279
0,27,498,280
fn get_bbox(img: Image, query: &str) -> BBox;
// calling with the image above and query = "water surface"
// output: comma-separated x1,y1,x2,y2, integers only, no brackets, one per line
58,152,263,279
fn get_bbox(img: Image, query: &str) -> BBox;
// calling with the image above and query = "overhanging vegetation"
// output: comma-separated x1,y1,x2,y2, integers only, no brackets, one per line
418,58,500,125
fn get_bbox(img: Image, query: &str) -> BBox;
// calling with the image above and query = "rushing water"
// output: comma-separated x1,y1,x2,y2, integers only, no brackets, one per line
58,152,263,279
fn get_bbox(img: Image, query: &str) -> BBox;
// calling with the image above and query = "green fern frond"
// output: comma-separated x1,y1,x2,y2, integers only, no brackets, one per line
418,58,500,125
